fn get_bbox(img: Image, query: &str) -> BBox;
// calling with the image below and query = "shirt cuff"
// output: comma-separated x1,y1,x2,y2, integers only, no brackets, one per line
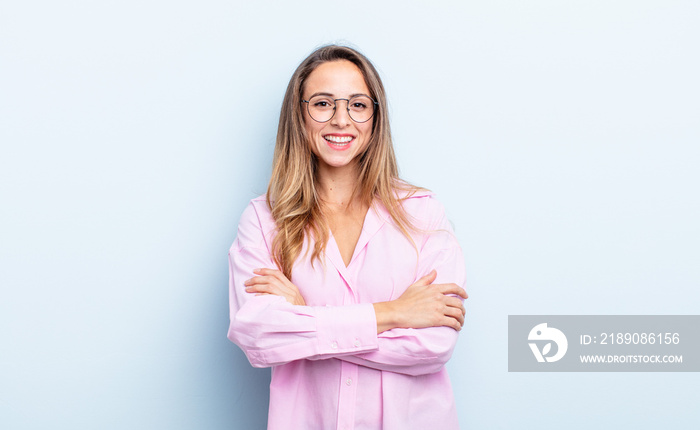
315,303,379,355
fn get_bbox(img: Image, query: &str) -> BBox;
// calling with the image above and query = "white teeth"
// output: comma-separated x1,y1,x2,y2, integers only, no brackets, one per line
324,135,353,143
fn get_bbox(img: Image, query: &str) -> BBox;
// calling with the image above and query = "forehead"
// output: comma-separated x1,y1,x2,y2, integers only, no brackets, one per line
303,60,370,97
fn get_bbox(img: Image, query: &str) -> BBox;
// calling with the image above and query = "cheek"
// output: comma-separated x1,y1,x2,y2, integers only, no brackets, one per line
302,110,320,134
359,123,373,141
357,130,373,154
304,118,324,137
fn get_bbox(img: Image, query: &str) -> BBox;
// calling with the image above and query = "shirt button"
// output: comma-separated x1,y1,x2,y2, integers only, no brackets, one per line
345,378,352,386
353,339,361,347
331,341,338,349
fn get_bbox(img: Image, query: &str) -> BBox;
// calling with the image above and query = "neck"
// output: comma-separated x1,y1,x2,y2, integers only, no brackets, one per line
316,161,363,210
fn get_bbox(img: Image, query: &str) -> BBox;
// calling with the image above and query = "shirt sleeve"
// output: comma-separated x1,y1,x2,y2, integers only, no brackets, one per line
227,202,380,368
330,195,467,376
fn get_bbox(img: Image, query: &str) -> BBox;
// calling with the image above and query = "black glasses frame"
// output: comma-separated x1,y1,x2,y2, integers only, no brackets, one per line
301,95,379,123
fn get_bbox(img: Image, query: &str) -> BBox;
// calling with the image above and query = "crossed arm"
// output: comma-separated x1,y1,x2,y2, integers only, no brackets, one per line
245,268,466,333
227,200,468,376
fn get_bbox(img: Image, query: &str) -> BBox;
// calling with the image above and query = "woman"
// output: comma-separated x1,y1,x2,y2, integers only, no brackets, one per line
228,45,468,430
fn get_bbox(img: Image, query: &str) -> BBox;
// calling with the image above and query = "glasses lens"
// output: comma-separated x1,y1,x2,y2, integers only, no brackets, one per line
307,96,335,122
347,96,375,123
307,95,377,123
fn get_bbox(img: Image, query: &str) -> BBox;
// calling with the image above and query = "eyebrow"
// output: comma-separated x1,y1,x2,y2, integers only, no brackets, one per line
307,92,370,99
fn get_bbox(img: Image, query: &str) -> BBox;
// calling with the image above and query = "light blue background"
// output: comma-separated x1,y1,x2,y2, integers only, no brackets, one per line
1,1,699,429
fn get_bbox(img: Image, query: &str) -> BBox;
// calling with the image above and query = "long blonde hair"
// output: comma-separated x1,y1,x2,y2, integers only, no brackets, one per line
267,45,421,278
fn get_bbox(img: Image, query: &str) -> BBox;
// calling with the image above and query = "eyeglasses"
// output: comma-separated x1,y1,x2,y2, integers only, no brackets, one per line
301,94,378,123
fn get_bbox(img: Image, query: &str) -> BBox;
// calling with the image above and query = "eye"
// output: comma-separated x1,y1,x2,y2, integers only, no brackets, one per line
349,96,373,111
309,96,334,109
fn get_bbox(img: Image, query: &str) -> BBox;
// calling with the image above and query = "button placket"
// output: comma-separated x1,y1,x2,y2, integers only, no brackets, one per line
336,361,359,430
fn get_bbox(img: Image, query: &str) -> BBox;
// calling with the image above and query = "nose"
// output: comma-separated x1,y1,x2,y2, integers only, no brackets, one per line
330,100,352,127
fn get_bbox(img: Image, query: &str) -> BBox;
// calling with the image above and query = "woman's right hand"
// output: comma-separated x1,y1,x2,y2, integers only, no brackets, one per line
244,268,307,306
373,270,468,334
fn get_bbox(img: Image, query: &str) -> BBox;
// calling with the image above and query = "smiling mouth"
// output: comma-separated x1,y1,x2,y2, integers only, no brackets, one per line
324,135,354,147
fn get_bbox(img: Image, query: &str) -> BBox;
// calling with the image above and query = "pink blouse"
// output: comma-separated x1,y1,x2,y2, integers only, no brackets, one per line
227,191,466,430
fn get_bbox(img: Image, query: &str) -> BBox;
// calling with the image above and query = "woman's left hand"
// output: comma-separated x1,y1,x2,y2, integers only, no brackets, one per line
244,268,307,306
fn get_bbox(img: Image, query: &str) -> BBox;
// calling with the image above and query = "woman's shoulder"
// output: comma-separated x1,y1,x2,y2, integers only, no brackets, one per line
393,185,431,199
233,194,275,250
391,179,433,201
240,194,272,220
393,185,442,211
388,184,448,229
